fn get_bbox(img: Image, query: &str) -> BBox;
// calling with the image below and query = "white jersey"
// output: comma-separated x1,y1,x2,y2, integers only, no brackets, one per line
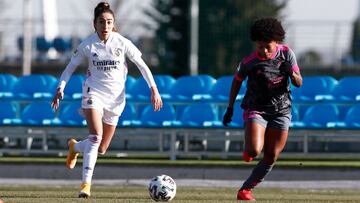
58,32,156,99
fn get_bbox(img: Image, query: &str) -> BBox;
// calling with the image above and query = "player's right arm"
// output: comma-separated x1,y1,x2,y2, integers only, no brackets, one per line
223,62,247,126
228,76,243,109
124,38,162,111
281,48,302,87
51,46,86,110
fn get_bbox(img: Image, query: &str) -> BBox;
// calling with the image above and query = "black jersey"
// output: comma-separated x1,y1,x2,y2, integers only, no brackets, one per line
235,44,300,115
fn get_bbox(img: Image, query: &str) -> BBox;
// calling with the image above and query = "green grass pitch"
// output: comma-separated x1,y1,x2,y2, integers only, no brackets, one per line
1,185,360,203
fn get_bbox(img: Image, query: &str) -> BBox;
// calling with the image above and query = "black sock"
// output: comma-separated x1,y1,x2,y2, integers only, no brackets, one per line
240,160,273,190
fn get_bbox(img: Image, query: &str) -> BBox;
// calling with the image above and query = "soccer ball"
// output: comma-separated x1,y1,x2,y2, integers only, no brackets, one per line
148,174,176,202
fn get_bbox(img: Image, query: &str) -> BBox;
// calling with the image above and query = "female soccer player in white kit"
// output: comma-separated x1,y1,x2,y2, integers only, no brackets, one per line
51,2,162,198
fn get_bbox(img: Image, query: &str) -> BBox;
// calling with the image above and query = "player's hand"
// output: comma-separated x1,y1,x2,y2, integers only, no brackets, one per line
222,107,233,126
51,88,64,110
279,61,293,76
151,86,163,112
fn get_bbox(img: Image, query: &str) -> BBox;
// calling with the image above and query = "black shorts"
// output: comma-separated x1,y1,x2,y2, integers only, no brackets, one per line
243,109,291,130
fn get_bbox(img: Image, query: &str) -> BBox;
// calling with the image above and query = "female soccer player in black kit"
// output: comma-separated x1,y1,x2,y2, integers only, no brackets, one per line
223,17,302,201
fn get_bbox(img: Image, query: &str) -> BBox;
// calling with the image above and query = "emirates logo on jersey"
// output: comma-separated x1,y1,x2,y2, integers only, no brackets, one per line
92,60,121,71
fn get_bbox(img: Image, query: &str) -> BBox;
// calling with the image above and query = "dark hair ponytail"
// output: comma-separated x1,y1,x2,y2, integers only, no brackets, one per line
94,2,117,31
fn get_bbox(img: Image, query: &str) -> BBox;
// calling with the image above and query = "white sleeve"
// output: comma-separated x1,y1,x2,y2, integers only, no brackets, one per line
57,47,86,89
130,55,157,88
125,40,156,88
124,38,142,59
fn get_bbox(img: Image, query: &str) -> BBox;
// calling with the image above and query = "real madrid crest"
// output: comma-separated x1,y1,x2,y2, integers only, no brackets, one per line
113,48,121,57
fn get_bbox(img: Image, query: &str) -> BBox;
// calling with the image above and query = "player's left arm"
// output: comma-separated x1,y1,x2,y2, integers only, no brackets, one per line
125,40,163,111
133,57,163,111
287,49,302,87
289,70,302,87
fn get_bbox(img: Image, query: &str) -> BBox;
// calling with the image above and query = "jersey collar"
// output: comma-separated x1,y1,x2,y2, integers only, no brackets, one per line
95,32,114,45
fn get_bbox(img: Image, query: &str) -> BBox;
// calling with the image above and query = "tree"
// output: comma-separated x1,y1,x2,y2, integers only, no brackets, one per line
350,18,360,63
146,0,286,77
144,0,190,77
199,0,286,76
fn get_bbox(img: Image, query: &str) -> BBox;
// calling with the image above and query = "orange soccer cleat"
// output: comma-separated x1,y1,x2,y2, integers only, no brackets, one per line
79,183,91,198
66,139,79,169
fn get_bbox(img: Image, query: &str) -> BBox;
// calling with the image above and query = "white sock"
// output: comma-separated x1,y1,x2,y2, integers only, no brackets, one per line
82,134,101,184
74,140,87,153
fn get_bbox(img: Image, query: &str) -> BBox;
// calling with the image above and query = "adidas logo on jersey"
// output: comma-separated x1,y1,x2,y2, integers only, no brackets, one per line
73,49,78,56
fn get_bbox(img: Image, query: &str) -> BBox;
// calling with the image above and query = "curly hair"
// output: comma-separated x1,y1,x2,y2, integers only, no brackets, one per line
250,17,285,42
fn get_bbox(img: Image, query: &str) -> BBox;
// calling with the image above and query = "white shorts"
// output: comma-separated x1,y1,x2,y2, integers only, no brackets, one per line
81,85,126,126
